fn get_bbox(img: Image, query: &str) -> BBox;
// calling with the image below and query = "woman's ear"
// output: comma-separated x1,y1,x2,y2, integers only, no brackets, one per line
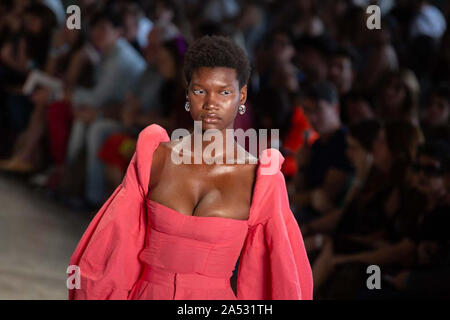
240,85,248,105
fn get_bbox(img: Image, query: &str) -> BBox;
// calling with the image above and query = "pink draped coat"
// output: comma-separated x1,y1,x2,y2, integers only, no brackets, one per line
67,124,313,300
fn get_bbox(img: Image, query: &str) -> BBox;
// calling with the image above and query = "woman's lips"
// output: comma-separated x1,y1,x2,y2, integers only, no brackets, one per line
202,114,221,123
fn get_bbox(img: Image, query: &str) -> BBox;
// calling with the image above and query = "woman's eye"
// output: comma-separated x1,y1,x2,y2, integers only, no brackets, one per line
193,89,204,95
221,90,231,95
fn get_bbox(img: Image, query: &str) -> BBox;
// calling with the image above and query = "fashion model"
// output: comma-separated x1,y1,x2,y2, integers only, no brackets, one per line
68,35,313,300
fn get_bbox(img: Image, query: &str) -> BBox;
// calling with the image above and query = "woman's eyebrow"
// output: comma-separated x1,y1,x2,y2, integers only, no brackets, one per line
191,82,233,88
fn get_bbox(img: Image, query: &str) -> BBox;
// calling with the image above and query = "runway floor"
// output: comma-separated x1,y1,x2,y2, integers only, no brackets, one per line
0,175,92,299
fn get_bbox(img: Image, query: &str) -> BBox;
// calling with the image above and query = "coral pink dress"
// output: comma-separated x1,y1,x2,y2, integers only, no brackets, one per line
68,124,313,300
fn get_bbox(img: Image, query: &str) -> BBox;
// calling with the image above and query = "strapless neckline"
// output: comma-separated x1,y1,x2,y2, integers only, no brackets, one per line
147,198,249,223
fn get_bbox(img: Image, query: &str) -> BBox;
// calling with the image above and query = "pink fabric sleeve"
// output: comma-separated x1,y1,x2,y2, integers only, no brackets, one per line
236,171,313,300
68,124,169,300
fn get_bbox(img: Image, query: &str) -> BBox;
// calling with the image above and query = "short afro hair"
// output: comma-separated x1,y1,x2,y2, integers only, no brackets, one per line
183,35,251,88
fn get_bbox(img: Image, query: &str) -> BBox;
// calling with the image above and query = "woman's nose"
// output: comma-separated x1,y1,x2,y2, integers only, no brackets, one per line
203,93,218,110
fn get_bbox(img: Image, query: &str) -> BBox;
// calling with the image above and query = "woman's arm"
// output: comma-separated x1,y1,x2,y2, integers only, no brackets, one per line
303,208,344,236
63,48,90,89
333,237,417,267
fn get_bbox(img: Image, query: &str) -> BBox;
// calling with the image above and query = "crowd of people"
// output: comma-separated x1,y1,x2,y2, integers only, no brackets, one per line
0,0,449,299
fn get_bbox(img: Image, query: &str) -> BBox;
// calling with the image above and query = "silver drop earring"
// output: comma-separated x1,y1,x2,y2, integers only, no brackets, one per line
238,104,246,115
184,101,190,112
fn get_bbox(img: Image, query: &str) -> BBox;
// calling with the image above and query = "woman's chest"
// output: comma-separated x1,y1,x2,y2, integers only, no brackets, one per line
149,159,257,220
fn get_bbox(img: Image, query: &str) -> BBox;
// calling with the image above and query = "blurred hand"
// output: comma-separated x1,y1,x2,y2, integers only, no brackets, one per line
0,43,13,63
354,153,373,180
311,189,334,213
31,87,51,105
385,271,410,291
332,254,351,266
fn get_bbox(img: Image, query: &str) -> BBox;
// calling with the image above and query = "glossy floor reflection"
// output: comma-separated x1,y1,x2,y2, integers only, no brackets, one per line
0,175,91,299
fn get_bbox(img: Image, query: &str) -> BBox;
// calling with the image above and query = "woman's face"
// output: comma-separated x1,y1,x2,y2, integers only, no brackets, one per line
144,28,162,63
187,67,247,131
24,13,43,35
123,13,139,41
381,77,406,111
156,47,176,79
154,2,173,23
372,128,392,171
271,33,295,63
425,94,450,126
412,154,446,197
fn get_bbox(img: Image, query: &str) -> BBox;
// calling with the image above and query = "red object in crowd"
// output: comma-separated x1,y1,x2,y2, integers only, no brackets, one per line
46,100,73,165
98,133,136,172
281,106,319,177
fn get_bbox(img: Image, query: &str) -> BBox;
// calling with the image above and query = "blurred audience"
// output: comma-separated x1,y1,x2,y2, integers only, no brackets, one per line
0,0,449,299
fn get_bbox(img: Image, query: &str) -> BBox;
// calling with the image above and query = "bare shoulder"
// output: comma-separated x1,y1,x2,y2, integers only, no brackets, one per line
149,141,170,190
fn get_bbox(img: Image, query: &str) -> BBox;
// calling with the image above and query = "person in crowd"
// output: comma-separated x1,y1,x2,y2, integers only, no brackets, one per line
0,1,57,146
374,69,420,125
327,46,358,101
98,36,188,196
0,26,92,173
311,121,424,298
292,81,353,222
341,91,375,125
44,7,146,206
358,140,450,299
272,0,325,39
421,83,450,139
357,22,399,94
300,119,381,244
294,35,331,86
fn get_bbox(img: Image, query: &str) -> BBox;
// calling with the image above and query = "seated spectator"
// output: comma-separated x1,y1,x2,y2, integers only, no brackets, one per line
292,81,353,221
0,2,56,86
311,121,425,298
374,69,420,125
84,35,187,207
254,28,298,94
0,26,92,173
327,46,358,99
45,7,146,206
272,0,324,38
359,140,450,299
421,83,450,139
294,35,332,85
357,23,399,94
300,119,381,242
0,2,57,147
341,91,375,125
120,1,153,55
148,0,192,44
